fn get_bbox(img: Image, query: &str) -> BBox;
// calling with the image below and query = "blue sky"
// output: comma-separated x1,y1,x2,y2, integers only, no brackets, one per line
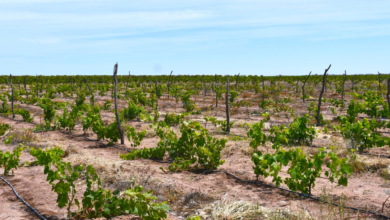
1,0,390,76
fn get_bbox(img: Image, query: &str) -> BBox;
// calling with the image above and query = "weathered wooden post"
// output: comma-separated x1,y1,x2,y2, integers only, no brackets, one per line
226,76,230,133
215,74,218,107
202,75,207,97
317,64,331,126
387,77,390,116
10,74,14,118
85,78,94,105
113,63,124,145
36,74,38,96
167,71,173,99
75,76,79,93
235,73,240,91
341,70,347,100
155,80,158,109
24,75,28,99
378,72,382,93
261,75,265,102
80,76,83,90
302,71,312,103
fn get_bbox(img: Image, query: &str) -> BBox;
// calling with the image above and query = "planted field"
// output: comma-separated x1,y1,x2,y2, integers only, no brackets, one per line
1,70,390,219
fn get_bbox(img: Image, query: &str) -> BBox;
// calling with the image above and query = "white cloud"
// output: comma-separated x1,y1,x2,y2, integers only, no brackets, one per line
1,0,390,76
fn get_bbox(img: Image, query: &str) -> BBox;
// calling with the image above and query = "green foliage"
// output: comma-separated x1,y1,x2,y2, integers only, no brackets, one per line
126,125,146,148
269,124,289,148
82,105,101,132
247,120,267,151
128,88,147,106
39,98,57,129
30,147,82,209
102,100,112,110
58,107,76,132
0,123,11,136
15,108,33,122
164,112,187,126
252,147,353,195
287,114,316,146
122,101,145,120
214,84,223,100
168,121,227,171
204,116,234,132
346,100,364,123
325,150,353,186
75,92,86,107
229,90,239,104
4,135,12,145
121,121,227,171
361,91,389,118
252,150,287,185
181,90,195,112
72,165,170,220
284,148,327,194
170,84,182,103
338,117,388,151
0,95,10,115
105,120,121,144
30,147,170,219
0,146,24,175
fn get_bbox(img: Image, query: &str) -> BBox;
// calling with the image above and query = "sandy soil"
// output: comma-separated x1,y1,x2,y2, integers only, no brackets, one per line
1,82,390,219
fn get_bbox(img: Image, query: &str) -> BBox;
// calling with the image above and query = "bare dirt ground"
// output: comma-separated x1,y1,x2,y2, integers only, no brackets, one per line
1,82,390,219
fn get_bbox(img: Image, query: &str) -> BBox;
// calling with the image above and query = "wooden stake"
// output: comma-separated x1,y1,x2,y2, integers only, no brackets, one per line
387,77,390,117
226,76,230,133
202,75,207,97
113,63,124,145
155,80,158,109
215,74,218,107
261,75,265,102
317,64,331,126
167,70,173,99
36,74,38,96
24,75,28,99
341,70,347,100
235,73,240,91
10,74,14,118
302,71,312,103
85,78,94,105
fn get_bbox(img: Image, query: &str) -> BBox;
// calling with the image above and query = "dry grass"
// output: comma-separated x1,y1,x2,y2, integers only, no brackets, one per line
196,196,313,220
0,128,48,150
350,155,390,174
11,129,40,144
223,140,253,157
61,145,183,204
316,187,370,220
144,126,157,138
62,146,127,184
242,92,252,98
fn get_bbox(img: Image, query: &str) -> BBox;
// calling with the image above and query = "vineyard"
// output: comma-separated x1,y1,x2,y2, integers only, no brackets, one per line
1,65,390,219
